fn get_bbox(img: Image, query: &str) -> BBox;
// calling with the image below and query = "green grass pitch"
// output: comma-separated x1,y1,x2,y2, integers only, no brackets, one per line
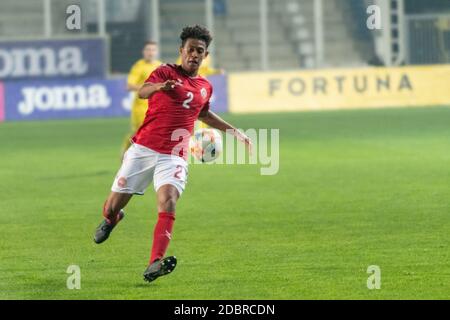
0,107,449,299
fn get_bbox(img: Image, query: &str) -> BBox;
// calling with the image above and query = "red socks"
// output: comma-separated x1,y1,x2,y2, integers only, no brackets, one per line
150,212,176,264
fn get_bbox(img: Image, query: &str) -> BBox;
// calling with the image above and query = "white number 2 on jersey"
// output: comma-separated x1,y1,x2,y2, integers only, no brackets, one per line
182,92,194,109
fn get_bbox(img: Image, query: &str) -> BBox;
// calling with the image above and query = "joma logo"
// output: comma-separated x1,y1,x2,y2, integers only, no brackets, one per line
0,46,88,79
18,85,111,116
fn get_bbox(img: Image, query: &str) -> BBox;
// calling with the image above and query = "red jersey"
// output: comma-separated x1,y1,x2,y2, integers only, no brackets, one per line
132,64,213,159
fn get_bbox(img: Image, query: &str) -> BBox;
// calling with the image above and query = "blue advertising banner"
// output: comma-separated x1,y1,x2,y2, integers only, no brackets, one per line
4,78,131,121
0,37,107,81
208,74,228,113
2,74,229,122
0,81,4,122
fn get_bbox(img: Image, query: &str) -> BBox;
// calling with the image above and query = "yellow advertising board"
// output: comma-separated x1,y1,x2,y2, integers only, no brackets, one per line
228,65,450,113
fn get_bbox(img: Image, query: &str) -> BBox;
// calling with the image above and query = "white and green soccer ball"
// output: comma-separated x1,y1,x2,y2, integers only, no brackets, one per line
189,128,223,163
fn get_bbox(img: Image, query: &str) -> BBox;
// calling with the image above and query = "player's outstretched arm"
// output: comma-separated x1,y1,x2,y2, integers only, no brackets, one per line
138,80,177,99
199,110,253,153
127,83,141,92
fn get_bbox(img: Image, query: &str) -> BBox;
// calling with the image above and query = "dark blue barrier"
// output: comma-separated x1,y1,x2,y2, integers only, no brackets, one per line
0,37,107,81
2,74,229,122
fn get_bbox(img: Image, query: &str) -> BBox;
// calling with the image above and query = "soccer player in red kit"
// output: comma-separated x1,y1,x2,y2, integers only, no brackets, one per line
93,25,252,282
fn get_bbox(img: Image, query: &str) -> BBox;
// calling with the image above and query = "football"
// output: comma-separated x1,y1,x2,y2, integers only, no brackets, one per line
189,128,223,162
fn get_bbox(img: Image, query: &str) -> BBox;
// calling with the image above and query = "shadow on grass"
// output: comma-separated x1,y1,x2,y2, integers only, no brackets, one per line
134,282,159,289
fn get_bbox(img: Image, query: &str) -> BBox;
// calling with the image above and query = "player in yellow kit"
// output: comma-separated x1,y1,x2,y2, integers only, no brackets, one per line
122,41,162,155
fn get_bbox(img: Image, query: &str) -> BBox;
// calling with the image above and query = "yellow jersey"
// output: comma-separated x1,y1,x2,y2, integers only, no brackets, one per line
127,59,162,109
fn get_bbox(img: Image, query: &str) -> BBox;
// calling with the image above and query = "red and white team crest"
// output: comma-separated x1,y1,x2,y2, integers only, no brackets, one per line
200,88,207,99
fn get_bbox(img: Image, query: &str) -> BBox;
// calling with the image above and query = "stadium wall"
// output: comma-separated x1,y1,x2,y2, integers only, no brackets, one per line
228,65,450,113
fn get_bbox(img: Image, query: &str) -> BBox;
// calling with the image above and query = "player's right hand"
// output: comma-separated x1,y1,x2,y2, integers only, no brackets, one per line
160,80,177,91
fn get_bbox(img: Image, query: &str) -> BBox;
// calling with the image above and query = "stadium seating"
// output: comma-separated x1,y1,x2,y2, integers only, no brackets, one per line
209,0,376,70
0,0,374,71
0,0,44,37
159,0,206,63
2,0,449,71
271,0,372,68
213,0,301,71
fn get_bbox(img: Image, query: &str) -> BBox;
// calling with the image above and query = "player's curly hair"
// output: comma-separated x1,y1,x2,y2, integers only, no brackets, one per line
180,25,212,48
